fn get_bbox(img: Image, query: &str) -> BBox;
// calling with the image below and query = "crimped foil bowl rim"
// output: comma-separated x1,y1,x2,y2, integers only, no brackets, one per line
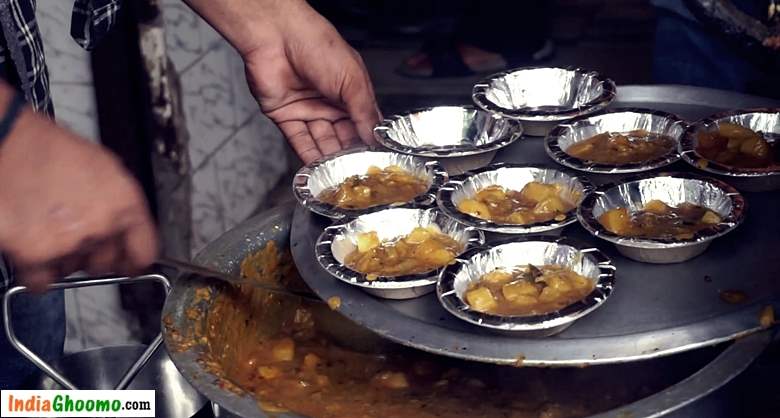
679,108,780,178
437,236,616,331
436,162,594,234
315,207,486,290
292,147,448,219
373,105,525,157
471,66,617,121
576,172,747,249
545,107,686,174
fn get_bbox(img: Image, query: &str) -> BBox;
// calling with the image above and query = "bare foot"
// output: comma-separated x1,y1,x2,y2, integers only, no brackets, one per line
401,43,507,76
764,35,780,50
457,44,508,72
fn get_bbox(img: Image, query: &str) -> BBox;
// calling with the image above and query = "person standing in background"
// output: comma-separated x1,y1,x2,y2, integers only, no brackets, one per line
0,0,378,388
652,0,779,98
396,0,554,78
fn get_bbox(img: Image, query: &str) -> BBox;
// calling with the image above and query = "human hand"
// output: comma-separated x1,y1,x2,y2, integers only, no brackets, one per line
764,35,780,50
241,2,380,163
0,102,158,291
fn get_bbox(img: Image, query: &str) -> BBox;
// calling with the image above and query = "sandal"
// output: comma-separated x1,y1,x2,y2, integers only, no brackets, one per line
395,39,509,79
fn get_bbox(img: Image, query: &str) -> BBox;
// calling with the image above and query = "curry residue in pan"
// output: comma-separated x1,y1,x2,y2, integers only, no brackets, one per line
177,242,649,418
318,165,428,209
457,182,576,225
565,130,675,165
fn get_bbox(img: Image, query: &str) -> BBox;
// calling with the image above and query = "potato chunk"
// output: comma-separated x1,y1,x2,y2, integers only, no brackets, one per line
365,165,382,175
303,353,320,371
533,196,567,215
406,227,432,244
258,366,282,380
373,371,409,389
701,210,721,224
421,248,456,266
466,287,498,312
356,232,380,253
482,270,514,284
271,337,295,362
643,199,670,214
599,208,632,235
501,280,538,301
520,182,559,203
458,199,491,218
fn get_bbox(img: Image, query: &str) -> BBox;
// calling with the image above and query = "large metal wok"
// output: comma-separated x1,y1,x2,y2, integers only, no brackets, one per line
161,203,773,418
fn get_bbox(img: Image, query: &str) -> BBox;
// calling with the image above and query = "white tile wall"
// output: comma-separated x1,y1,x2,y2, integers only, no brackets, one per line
34,0,289,354
161,0,288,255
36,0,140,353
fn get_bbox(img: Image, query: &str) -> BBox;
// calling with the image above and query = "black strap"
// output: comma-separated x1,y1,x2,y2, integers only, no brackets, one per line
0,89,26,147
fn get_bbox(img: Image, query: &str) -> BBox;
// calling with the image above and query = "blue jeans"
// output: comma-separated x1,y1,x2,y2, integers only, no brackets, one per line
652,12,764,93
0,262,65,388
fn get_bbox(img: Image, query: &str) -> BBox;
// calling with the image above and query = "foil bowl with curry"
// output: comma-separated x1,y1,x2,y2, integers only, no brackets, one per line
316,207,485,299
293,148,447,219
577,173,746,264
680,109,780,192
436,163,592,235
545,108,685,174
437,236,615,337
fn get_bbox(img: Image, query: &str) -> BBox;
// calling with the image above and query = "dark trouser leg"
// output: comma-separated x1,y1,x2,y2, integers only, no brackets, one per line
457,0,551,57
0,289,66,388
652,13,760,92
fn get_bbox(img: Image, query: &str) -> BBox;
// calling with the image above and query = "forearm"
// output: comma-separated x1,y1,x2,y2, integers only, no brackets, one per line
181,0,316,55
683,0,770,48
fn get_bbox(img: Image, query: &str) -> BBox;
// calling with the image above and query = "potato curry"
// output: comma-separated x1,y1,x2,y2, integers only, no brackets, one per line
345,226,461,278
599,200,721,240
466,265,595,316
695,123,777,169
457,182,576,225
565,130,675,165
318,165,428,209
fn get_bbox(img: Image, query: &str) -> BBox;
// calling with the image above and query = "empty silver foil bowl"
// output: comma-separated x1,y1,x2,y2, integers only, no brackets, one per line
577,173,746,264
374,105,523,157
316,207,485,300
437,236,616,337
680,109,780,192
472,67,617,136
436,163,593,234
546,108,686,174
293,147,447,219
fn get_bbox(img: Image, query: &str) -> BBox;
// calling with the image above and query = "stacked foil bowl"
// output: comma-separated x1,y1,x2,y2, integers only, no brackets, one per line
472,66,617,136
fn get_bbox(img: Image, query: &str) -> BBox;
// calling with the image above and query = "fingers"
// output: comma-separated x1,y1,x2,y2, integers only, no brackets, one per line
307,120,342,156
84,238,122,275
279,120,322,164
121,209,159,274
17,266,57,293
340,55,381,146
334,119,361,149
281,119,363,163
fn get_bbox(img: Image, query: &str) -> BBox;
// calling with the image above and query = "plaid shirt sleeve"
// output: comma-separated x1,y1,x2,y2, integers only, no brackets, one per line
71,0,121,50
0,0,121,291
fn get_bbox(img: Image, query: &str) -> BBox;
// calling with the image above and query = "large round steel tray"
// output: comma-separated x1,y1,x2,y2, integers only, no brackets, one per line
164,204,772,418
291,85,780,366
